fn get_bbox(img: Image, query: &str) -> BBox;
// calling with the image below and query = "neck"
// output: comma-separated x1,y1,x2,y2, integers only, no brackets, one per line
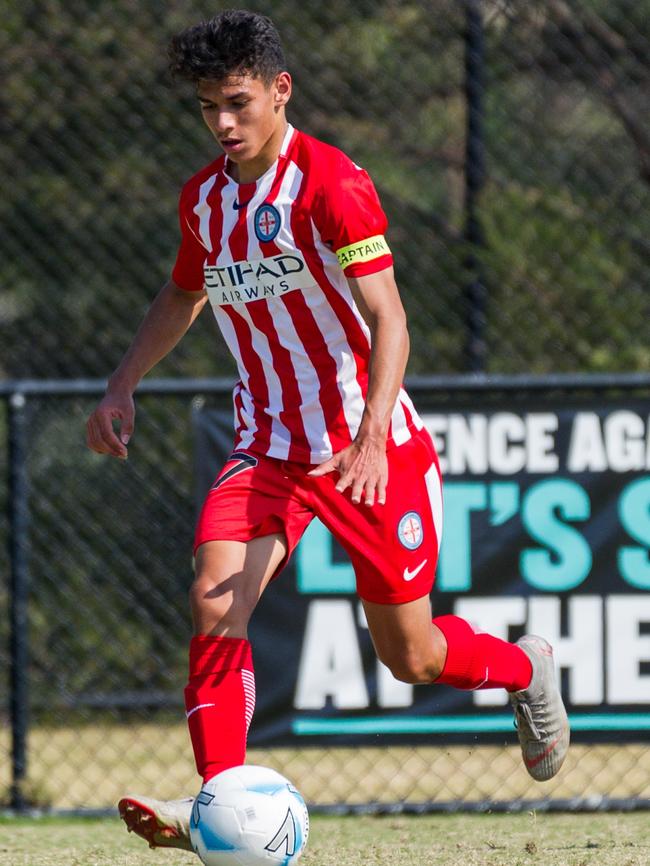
229,118,289,184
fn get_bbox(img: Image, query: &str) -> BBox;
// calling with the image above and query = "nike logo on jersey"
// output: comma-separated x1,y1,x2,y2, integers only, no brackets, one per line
233,199,253,210
403,559,428,581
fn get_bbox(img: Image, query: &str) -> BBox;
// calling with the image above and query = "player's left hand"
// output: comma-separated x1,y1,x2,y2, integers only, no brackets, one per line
308,436,388,506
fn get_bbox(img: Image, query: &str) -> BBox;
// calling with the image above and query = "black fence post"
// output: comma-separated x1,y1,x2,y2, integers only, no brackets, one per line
464,0,488,373
8,392,30,812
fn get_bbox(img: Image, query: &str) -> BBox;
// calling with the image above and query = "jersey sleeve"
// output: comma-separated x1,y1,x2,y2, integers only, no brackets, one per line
171,186,207,293
314,157,393,278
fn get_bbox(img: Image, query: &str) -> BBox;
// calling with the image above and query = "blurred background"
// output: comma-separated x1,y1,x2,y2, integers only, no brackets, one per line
1,0,649,814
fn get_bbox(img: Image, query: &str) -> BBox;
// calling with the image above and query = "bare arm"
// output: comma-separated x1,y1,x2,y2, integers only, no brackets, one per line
86,280,208,458
309,266,409,506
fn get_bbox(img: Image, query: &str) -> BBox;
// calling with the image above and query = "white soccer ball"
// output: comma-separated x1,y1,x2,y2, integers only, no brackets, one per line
189,765,309,866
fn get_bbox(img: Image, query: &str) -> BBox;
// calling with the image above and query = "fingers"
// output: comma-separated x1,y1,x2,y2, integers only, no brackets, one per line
363,469,388,507
310,445,388,506
348,471,365,505
348,470,386,506
376,471,388,506
86,407,131,459
86,413,126,458
363,476,377,508
307,456,339,477
119,413,134,446
335,460,388,507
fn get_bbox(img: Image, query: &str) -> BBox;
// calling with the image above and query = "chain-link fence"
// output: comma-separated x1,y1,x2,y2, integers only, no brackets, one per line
2,0,650,814
1,0,649,379
3,380,650,813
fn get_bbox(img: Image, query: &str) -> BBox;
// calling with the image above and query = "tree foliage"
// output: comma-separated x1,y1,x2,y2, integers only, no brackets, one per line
1,0,648,379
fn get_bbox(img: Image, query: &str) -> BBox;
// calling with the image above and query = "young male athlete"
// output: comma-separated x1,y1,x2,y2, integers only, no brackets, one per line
86,10,569,851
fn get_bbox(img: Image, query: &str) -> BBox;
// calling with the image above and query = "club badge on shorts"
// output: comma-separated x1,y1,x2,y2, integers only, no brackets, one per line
397,511,423,550
254,203,281,242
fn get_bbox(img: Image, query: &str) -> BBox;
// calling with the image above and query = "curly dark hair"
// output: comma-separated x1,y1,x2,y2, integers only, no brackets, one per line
169,10,287,84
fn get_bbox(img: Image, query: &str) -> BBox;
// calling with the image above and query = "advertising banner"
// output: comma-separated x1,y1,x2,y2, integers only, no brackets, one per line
193,398,650,745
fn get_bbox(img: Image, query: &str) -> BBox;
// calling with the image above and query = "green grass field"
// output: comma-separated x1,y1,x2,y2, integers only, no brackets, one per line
0,812,648,866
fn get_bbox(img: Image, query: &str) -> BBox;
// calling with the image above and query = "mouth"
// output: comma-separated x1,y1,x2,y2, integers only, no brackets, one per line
220,138,244,153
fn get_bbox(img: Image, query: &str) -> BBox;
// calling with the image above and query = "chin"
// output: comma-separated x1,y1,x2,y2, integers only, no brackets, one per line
226,150,250,163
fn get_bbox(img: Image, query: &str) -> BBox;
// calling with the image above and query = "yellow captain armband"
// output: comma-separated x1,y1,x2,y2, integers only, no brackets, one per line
336,235,391,270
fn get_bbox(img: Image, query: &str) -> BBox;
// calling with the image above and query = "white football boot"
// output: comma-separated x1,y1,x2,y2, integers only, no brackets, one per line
118,794,193,850
509,635,570,781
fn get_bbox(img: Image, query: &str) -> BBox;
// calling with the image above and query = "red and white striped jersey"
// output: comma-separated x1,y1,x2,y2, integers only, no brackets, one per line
172,124,423,463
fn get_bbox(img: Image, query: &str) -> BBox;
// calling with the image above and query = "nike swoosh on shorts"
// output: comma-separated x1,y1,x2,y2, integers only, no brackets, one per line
403,559,428,581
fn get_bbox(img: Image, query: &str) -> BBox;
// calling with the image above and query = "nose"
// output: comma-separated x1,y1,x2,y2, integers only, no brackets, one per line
214,110,236,137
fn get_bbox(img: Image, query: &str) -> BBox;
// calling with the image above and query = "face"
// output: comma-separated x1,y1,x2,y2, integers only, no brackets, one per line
197,72,291,178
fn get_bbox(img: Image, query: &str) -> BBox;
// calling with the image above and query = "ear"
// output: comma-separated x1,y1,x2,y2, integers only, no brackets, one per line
274,71,292,107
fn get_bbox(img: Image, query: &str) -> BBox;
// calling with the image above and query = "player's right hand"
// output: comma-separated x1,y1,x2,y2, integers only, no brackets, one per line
86,390,135,459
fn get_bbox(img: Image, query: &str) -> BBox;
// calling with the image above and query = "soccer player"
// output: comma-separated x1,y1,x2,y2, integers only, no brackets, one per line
86,10,569,851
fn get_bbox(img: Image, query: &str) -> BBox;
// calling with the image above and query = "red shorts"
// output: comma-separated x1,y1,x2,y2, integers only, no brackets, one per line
194,428,443,604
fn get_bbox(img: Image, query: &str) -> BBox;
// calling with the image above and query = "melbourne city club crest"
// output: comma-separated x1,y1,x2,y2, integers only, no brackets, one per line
254,203,281,242
397,511,423,550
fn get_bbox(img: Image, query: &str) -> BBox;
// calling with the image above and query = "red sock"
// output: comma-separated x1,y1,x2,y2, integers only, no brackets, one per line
432,615,532,691
184,635,255,783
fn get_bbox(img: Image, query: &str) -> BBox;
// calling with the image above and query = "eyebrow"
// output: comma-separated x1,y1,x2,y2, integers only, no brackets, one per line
198,91,250,103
